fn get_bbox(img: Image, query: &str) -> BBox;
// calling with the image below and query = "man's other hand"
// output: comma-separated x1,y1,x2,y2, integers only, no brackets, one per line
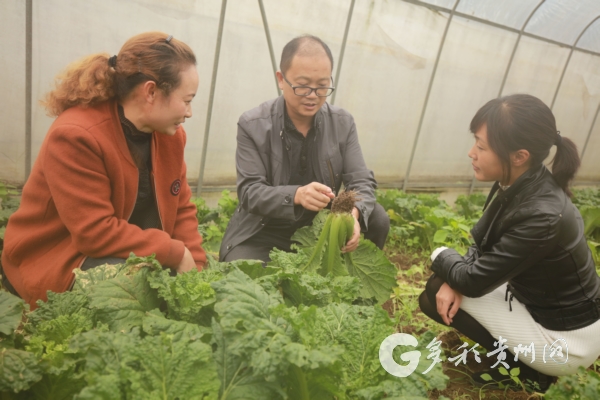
294,182,335,211
342,207,361,253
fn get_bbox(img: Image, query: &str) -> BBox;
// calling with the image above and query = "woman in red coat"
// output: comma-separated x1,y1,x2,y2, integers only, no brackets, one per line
1,32,206,308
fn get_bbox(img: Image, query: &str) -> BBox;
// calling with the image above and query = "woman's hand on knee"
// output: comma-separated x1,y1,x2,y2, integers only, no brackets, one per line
175,247,196,273
436,282,463,325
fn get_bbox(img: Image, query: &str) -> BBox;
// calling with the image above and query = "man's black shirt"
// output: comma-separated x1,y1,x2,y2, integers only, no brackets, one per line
263,105,319,235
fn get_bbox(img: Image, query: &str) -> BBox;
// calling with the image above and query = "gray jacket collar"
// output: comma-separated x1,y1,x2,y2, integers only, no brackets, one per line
273,95,324,135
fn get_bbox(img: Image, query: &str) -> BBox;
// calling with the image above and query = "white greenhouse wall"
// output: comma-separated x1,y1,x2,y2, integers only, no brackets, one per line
502,36,570,105
409,15,517,182
0,0,27,183
553,50,600,171
1,0,599,189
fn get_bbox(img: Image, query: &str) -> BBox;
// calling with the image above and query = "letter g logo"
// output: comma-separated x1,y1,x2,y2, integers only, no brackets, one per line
379,333,421,378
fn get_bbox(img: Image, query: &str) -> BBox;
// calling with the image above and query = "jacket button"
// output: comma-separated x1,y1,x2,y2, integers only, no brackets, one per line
227,244,232,250
335,174,339,178
284,195,291,203
238,207,241,212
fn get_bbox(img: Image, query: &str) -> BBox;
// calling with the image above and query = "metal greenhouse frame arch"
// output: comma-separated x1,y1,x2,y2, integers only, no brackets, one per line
196,0,228,196
468,0,547,194
402,0,460,191
551,15,600,110
20,0,600,192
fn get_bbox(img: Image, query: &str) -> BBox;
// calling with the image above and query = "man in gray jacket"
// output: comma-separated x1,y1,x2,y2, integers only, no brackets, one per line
219,35,389,263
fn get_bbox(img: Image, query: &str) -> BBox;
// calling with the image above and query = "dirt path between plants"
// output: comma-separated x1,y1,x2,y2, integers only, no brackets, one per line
386,252,544,400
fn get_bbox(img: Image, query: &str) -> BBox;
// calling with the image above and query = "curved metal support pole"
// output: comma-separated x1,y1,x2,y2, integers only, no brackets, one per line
497,0,545,99
551,15,600,110
401,0,600,58
258,0,281,96
196,0,227,197
580,100,600,163
331,0,355,105
468,0,545,194
25,0,32,181
402,0,460,191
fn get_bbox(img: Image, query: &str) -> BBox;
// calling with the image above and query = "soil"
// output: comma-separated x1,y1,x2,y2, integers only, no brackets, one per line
429,331,544,400
387,251,545,400
331,190,359,214
389,252,422,272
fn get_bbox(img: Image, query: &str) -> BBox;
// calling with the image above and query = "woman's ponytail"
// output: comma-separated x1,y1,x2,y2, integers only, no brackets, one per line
42,32,196,117
551,135,580,197
43,53,116,117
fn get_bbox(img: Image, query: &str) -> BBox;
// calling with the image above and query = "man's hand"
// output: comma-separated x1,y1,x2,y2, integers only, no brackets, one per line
294,182,335,211
436,282,462,325
175,247,196,274
342,207,361,253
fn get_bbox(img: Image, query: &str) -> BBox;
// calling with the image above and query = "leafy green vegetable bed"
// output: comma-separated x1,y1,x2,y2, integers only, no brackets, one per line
0,218,446,399
379,187,600,398
0,182,20,259
2,186,600,399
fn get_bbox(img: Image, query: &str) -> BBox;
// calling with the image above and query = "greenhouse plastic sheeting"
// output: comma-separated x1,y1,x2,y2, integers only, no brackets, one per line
408,14,517,181
456,0,541,30
580,119,600,179
579,20,600,53
526,0,600,46
0,0,599,188
501,36,570,105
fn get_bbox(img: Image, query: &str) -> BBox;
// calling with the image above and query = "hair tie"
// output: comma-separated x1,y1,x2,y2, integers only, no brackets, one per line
165,35,173,44
555,131,562,146
108,55,117,68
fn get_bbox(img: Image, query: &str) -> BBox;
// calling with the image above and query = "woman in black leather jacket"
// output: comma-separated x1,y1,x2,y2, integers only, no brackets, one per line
419,94,600,391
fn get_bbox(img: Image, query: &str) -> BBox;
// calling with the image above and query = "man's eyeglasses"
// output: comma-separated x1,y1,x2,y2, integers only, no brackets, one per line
282,74,335,97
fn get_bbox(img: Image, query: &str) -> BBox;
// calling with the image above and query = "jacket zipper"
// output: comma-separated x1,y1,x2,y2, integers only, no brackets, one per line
282,130,292,184
326,160,336,195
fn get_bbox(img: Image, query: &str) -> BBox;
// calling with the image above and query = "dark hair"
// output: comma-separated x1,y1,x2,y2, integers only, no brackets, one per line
44,32,196,116
470,94,580,196
279,34,334,74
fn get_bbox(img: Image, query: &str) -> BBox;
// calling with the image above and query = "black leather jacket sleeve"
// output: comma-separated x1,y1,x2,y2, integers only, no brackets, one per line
431,207,560,298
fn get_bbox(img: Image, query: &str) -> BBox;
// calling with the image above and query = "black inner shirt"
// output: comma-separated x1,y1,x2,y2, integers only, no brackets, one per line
118,105,161,230
263,105,319,235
